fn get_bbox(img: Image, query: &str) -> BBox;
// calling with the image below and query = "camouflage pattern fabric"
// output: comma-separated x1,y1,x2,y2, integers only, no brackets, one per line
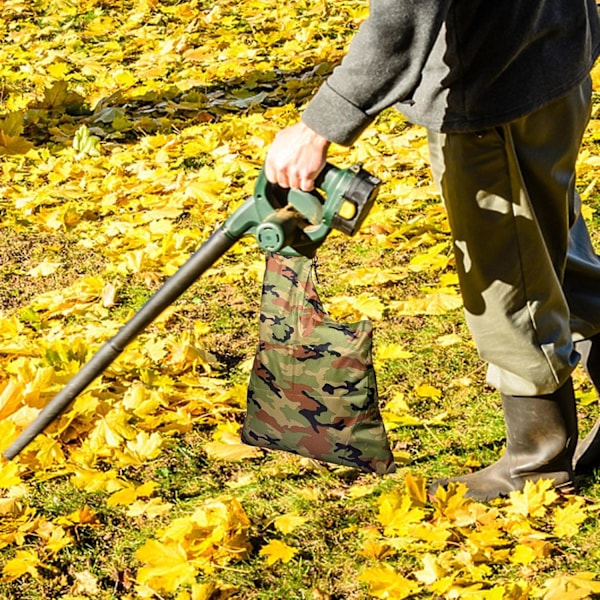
241,253,395,474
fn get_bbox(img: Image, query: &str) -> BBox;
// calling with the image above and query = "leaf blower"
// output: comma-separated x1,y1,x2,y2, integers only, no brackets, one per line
3,163,381,460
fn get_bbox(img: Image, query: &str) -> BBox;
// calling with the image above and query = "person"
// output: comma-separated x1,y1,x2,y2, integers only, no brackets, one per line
264,1,600,501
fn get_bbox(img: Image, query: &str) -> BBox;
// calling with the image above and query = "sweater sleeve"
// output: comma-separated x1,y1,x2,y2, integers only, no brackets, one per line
302,0,450,145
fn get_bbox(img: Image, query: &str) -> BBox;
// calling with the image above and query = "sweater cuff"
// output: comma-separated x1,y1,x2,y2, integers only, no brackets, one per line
301,83,374,146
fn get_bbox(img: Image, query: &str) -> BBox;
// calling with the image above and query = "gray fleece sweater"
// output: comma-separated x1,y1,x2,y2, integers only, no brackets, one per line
302,0,600,144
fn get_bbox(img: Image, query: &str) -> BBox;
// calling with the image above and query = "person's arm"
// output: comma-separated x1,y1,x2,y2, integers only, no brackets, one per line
265,0,449,190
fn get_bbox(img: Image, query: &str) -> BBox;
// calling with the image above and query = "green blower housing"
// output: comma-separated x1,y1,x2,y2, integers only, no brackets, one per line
223,162,381,257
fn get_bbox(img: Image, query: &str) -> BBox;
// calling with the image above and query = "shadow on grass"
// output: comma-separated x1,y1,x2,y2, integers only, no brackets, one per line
20,63,335,149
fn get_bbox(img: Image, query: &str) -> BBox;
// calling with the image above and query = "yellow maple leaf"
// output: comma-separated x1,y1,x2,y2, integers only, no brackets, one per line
42,525,72,555
0,111,25,136
358,539,395,560
439,272,459,286
436,333,463,347
85,15,117,37
27,260,62,277
347,482,378,499
158,497,251,571
137,481,159,497
0,130,33,156
136,539,197,594
47,61,70,79
541,572,600,600
408,242,451,272
122,383,166,418
422,291,463,314
125,431,164,461
113,69,137,87
297,487,322,502
126,498,173,519
2,550,41,580
403,522,452,549
204,439,262,462
328,293,384,321
69,466,125,494
505,479,559,518
429,480,472,518
273,512,308,534
509,542,549,566
337,267,407,286
377,489,426,536
404,472,428,507
0,380,25,423
390,292,462,316
414,553,447,585
358,565,420,599
87,407,137,451
143,338,168,363
181,581,240,600
183,177,227,203
0,460,22,489
415,383,442,400
205,424,262,461
376,343,413,362
181,581,217,600
107,481,158,507
259,539,298,566
553,497,588,539
381,392,411,414
465,522,507,552
56,505,97,527
71,569,101,596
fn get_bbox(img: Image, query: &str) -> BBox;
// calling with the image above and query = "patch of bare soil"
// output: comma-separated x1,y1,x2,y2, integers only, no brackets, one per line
0,228,106,312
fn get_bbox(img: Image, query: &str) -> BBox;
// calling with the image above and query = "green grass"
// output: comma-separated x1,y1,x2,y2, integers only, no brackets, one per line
2,206,600,599
2,2,600,597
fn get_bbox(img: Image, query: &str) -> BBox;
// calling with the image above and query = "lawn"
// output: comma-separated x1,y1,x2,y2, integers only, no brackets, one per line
1,1,600,598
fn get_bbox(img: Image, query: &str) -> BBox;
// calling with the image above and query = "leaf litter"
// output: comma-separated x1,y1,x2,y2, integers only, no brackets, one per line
0,1,600,598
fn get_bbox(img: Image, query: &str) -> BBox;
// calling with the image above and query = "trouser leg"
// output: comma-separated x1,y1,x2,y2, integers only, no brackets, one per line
573,334,600,473
427,78,594,396
566,195,600,474
565,197,600,472
425,79,598,498
564,199,600,338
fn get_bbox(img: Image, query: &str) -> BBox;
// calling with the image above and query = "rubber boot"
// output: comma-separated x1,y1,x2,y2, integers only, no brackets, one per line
429,378,578,502
573,334,600,474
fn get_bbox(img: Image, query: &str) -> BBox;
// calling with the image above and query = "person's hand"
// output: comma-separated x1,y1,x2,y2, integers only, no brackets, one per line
264,122,331,191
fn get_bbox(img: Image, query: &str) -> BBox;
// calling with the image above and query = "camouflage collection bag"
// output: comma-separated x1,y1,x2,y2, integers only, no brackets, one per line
241,253,395,474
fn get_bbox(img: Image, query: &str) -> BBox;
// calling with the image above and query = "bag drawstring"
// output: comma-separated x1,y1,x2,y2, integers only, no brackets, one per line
312,255,321,285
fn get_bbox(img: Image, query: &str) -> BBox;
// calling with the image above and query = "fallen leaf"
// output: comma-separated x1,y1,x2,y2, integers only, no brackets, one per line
358,565,421,599
273,512,309,534
259,539,298,566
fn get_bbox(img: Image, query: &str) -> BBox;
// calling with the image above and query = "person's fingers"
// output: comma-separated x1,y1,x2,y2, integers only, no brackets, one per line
298,170,318,192
271,169,291,189
264,147,289,187
264,122,330,189
265,161,304,190
263,158,279,184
